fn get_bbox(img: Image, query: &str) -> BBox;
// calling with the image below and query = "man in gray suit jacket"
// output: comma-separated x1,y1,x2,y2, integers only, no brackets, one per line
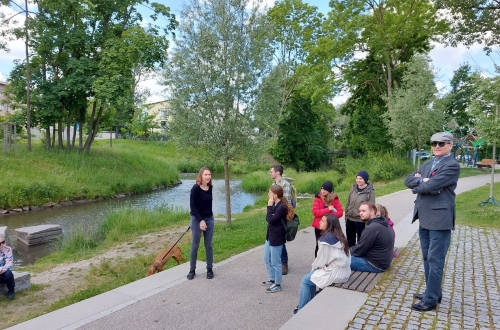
404,132,460,312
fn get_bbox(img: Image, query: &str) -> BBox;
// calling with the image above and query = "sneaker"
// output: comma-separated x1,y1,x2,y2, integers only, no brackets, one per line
262,280,275,286
293,307,298,315
7,291,15,300
207,268,214,279
187,269,196,280
266,284,282,293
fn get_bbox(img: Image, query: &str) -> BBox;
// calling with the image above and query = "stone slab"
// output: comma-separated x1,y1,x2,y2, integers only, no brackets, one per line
0,271,31,294
0,226,9,245
279,287,368,330
16,225,62,245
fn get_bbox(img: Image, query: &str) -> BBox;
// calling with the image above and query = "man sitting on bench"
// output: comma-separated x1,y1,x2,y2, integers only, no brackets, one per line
350,202,394,273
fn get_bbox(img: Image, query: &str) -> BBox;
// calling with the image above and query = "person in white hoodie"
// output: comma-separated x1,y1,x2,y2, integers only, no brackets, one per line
294,214,351,313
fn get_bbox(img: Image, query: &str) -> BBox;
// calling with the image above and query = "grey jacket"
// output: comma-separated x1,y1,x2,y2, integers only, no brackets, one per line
345,182,375,222
404,155,460,230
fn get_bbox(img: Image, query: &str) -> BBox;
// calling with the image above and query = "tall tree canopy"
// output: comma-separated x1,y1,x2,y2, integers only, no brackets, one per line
165,0,272,225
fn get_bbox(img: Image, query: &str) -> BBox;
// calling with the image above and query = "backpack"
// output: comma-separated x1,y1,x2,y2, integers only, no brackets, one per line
281,213,300,242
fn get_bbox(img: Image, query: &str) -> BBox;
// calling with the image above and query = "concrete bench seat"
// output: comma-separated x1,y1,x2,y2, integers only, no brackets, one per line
0,271,31,295
476,159,493,169
331,247,399,293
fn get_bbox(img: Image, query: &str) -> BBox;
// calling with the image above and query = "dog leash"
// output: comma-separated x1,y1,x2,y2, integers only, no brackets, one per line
151,226,191,268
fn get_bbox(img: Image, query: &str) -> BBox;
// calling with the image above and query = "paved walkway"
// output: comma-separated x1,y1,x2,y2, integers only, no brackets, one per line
6,173,500,330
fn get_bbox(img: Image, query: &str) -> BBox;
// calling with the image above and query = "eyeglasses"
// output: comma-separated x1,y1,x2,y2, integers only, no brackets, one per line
0,241,5,245
432,141,448,147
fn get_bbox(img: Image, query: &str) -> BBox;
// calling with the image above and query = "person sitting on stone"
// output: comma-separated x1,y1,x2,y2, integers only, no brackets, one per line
0,234,15,300
350,202,394,273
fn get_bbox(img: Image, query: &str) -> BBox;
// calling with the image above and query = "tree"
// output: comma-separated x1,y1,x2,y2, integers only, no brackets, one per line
165,0,272,225
436,0,500,52
127,108,158,140
469,74,500,204
384,55,444,168
442,64,479,136
271,91,329,171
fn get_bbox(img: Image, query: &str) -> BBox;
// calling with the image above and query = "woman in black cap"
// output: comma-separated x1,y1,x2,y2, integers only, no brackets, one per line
344,170,375,247
311,180,343,257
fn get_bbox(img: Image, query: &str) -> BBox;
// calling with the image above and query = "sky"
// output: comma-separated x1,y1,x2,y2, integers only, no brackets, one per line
0,0,498,104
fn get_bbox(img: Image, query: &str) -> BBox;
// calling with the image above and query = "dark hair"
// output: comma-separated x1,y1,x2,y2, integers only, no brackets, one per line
375,204,388,218
271,164,284,176
196,167,212,187
320,214,349,256
361,201,377,214
270,185,294,220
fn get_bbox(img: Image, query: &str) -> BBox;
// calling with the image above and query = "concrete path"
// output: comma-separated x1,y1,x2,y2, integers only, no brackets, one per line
7,173,500,330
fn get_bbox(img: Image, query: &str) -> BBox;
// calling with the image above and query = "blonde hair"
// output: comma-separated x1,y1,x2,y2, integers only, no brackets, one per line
321,192,335,206
270,185,295,220
375,204,388,218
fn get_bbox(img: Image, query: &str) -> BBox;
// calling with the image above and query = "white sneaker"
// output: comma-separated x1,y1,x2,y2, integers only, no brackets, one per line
266,284,282,293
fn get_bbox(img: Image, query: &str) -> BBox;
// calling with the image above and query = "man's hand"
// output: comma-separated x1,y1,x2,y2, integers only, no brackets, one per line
414,173,422,177
422,178,430,183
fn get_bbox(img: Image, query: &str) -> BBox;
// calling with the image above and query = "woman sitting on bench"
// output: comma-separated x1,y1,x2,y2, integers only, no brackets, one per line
293,214,351,314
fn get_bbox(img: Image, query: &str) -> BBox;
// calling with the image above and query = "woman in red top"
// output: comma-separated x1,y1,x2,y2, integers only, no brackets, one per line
312,181,344,257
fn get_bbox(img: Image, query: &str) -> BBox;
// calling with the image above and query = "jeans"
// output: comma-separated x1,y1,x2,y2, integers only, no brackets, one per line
314,228,322,257
346,219,365,247
264,240,283,285
0,269,15,293
350,256,382,273
298,270,316,310
281,244,288,265
419,226,451,305
189,215,214,270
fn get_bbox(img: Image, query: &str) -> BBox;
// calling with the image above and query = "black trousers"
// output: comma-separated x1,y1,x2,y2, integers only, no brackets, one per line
0,269,15,293
346,219,365,247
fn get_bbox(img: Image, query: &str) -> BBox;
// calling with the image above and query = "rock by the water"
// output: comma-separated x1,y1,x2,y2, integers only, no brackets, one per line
16,225,63,246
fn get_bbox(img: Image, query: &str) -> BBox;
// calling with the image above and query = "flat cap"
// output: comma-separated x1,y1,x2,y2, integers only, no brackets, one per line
430,132,453,142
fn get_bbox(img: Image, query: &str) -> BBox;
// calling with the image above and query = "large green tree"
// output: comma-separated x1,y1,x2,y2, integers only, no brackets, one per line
165,0,272,225
321,0,447,153
436,0,500,52
384,55,444,168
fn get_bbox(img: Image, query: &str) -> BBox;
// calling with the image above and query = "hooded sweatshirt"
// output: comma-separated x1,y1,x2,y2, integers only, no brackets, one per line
350,216,394,271
310,232,351,288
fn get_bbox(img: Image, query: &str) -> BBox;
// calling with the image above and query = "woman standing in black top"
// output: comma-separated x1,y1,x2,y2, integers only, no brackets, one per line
187,167,214,280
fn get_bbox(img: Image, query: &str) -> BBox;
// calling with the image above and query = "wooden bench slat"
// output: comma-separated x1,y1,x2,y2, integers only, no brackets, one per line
341,271,363,289
356,272,379,292
363,273,383,292
347,271,370,291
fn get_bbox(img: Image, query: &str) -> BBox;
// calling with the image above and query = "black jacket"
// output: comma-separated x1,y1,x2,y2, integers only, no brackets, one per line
266,201,287,246
350,216,394,271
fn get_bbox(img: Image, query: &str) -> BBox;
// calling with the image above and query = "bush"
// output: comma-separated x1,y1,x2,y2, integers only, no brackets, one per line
241,172,270,191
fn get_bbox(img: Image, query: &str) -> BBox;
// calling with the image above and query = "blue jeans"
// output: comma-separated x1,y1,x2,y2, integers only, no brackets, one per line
350,256,382,273
281,244,288,265
264,240,283,285
0,269,15,293
419,226,451,305
189,215,214,270
298,270,316,310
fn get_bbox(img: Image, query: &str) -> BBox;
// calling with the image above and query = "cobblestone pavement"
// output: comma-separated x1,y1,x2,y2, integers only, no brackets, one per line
346,226,500,330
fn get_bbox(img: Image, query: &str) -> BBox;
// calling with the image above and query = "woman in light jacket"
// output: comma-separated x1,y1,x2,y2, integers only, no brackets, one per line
294,214,351,313
311,180,343,257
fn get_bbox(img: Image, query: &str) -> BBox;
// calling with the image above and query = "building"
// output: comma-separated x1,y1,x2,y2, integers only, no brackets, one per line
0,81,9,117
146,100,170,134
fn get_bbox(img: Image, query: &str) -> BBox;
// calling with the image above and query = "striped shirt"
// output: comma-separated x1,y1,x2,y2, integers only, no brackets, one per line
273,178,291,201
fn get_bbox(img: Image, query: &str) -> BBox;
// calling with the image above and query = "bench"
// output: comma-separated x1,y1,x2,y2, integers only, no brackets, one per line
476,159,493,169
331,247,399,293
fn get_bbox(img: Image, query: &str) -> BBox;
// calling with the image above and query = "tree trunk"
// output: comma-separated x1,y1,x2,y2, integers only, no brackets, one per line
224,159,231,226
66,109,72,149
25,0,32,152
83,104,103,153
79,122,83,150
58,116,63,149
45,126,50,149
72,120,77,149
489,106,498,200
52,125,55,148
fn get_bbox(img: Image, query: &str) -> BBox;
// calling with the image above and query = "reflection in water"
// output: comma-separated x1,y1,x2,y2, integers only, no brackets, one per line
1,173,262,268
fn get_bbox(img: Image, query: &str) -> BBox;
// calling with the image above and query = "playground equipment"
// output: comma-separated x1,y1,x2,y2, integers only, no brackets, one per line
453,136,484,167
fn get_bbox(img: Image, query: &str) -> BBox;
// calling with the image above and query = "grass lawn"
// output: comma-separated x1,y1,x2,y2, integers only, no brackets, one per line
455,181,500,228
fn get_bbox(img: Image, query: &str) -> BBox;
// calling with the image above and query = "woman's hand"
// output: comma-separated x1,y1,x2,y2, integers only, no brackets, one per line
267,190,275,206
200,220,207,231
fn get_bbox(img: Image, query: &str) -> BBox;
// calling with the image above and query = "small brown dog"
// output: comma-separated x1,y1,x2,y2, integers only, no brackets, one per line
146,245,186,277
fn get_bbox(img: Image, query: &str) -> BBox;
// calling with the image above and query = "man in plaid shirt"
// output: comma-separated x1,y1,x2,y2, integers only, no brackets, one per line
270,164,291,275
0,234,15,300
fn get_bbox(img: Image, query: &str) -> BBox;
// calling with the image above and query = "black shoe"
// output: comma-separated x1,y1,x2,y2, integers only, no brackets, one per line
413,293,442,303
207,268,214,279
187,269,196,280
411,301,437,312
293,307,298,314
7,291,15,300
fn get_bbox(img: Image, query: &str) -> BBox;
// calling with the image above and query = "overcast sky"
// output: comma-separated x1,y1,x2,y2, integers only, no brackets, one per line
1,0,497,104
